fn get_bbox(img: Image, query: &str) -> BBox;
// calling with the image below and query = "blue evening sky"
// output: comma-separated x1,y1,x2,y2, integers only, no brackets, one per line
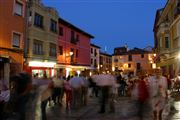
42,0,167,54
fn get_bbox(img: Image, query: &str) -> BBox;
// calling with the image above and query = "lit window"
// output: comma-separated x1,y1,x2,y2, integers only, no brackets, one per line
14,1,23,16
12,33,20,48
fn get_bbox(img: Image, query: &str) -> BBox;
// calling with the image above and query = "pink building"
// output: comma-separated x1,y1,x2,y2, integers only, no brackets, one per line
56,18,94,76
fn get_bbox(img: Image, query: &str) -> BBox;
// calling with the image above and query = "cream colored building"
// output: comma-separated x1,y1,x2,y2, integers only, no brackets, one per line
154,0,180,77
112,47,156,75
90,43,100,71
24,0,59,77
99,52,112,73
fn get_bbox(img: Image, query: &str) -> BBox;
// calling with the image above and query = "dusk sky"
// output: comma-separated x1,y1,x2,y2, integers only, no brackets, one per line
42,0,167,54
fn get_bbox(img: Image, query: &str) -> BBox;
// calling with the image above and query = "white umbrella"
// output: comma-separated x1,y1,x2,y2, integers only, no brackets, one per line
95,74,116,86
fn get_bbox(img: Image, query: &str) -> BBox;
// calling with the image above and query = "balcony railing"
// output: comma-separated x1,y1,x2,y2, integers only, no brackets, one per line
33,51,44,55
174,4,180,19
70,38,78,44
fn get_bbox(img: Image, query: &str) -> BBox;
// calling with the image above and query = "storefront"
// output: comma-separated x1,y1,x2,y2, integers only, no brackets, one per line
24,61,56,78
55,64,93,78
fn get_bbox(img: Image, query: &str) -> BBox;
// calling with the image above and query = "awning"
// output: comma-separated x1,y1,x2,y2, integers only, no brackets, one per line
157,58,176,67
55,64,94,70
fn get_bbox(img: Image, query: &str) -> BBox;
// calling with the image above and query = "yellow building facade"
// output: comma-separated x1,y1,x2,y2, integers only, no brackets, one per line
24,0,59,77
154,0,180,77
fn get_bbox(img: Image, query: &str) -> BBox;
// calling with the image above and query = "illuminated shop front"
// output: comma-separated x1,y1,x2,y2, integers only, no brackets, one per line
24,60,56,78
55,64,93,78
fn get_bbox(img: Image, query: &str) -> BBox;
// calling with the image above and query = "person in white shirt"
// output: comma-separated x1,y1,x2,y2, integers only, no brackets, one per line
148,69,167,120
69,74,84,109
80,72,89,106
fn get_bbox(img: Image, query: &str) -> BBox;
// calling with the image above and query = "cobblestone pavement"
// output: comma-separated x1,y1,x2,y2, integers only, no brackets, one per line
46,97,148,120
46,94,180,120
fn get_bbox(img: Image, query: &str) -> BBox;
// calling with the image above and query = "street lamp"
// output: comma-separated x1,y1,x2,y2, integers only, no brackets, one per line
70,51,73,56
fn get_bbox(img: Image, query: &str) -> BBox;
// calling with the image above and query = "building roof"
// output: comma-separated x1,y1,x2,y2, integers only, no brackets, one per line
100,51,112,57
114,46,127,50
153,8,164,31
90,43,101,49
59,18,94,38
113,47,149,56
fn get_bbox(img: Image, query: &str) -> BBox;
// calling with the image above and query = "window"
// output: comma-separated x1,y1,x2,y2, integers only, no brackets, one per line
59,46,63,55
76,34,79,42
70,48,74,63
59,27,63,36
159,37,162,48
165,37,170,48
91,48,93,53
76,49,78,58
137,63,141,70
91,58,93,64
71,31,75,44
34,13,43,28
94,49,97,56
33,40,43,55
14,1,23,16
114,59,118,62
128,55,132,61
12,33,21,48
50,19,57,33
141,54,144,58
94,59,97,67
128,64,131,68
49,43,56,57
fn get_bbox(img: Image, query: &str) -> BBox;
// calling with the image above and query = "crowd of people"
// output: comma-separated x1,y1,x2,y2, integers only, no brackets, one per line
0,68,179,120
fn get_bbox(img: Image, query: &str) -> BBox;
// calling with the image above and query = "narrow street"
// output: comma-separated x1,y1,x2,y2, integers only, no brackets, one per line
46,95,180,120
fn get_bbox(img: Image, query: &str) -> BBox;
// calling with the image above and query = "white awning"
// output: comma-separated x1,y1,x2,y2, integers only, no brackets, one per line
55,64,94,70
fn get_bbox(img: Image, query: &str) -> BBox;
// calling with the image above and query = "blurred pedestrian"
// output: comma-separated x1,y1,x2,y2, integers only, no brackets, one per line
64,76,72,110
80,72,89,106
95,74,116,113
52,73,64,105
3,72,32,120
137,72,150,120
69,73,84,109
148,69,168,120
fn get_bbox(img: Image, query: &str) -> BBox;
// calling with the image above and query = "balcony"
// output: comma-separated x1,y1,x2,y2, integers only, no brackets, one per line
70,38,78,45
33,50,44,55
174,4,180,19
49,52,57,57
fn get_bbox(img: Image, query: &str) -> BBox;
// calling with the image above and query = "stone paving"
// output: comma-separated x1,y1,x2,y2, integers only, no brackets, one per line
47,97,148,120
46,94,180,120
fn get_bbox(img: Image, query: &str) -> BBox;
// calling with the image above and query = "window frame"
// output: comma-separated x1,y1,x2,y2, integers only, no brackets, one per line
128,54,132,61
33,40,43,55
165,36,170,48
14,0,23,16
141,54,144,58
59,46,63,55
50,19,57,33
49,43,56,57
34,13,44,28
59,27,63,36
12,32,21,48
128,63,131,68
